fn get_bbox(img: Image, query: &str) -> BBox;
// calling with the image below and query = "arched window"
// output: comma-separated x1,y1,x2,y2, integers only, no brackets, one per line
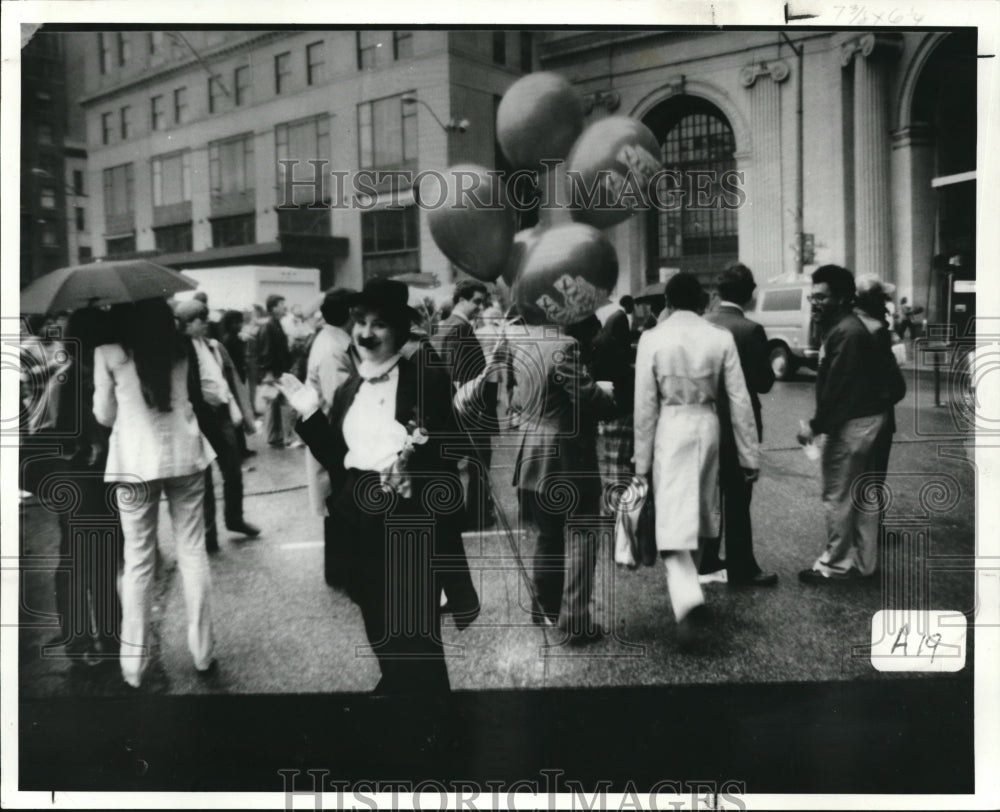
643,96,738,284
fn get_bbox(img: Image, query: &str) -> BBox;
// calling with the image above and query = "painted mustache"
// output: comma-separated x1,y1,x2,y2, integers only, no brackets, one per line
357,336,381,349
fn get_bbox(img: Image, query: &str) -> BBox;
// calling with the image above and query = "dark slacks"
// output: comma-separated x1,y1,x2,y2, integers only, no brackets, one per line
459,440,495,530
334,469,452,695
700,441,762,580
54,464,123,658
519,487,598,634
202,406,245,540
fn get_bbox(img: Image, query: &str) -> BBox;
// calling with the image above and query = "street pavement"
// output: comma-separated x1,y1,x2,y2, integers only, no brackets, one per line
18,364,977,698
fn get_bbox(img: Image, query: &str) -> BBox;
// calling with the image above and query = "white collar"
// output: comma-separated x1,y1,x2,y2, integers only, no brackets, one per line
357,352,402,381
717,300,745,314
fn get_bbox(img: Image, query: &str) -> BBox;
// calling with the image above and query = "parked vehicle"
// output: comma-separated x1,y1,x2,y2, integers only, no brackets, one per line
173,265,321,314
749,280,820,380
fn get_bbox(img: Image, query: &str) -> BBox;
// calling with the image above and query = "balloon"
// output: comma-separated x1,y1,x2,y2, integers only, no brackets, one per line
512,223,619,326
426,164,517,282
497,72,584,170
500,227,541,287
565,116,662,230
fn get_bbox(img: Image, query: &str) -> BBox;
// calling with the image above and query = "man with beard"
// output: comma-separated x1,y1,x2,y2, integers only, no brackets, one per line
797,265,900,583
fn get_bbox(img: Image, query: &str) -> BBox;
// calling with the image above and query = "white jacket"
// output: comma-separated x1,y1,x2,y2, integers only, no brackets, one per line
633,310,759,549
94,344,215,483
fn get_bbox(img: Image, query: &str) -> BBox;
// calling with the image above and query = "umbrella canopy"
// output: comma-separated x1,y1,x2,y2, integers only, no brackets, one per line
20,259,198,314
634,281,666,303
392,271,441,289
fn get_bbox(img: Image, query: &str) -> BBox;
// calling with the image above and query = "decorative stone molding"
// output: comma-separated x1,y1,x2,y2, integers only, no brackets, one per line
840,33,903,67
891,122,934,150
661,74,686,97
739,60,790,88
581,90,622,115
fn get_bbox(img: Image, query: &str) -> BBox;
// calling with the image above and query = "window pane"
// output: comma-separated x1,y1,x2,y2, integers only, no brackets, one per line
493,31,506,64
373,97,402,167
394,31,413,60
153,152,189,206
648,102,737,282
358,104,372,167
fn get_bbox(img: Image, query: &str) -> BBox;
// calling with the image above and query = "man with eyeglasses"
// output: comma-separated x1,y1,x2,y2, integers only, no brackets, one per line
797,265,900,583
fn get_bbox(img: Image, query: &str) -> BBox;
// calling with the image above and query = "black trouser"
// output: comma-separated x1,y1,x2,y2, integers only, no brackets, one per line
202,406,244,540
519,487,598,634
335,469,453,695
460,439,495,530
700,442,762,581
53,461,123,658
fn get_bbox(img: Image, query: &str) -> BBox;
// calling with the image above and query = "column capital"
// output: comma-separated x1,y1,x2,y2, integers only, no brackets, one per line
840,32,904,67
739,59,790,88
892,122,934,149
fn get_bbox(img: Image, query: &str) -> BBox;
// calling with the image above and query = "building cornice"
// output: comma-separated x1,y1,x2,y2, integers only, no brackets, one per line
79,31,294,107
538,30,676,63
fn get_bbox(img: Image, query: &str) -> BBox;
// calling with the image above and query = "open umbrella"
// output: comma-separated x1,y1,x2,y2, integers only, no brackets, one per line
20,259,198,314
634,281,666,304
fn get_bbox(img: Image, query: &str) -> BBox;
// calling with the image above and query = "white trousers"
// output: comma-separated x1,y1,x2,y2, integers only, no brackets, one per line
117,470,214,687
662,551,705,621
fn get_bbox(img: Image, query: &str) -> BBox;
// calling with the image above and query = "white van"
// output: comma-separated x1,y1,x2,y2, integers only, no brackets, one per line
750,281,820,380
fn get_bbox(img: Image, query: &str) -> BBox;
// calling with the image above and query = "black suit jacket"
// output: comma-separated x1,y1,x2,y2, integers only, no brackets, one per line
705,303,775,442
256,316,291,380
296,356,461,515
432,313,498,438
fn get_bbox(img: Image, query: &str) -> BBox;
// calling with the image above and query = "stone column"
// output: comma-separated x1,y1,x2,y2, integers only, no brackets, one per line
841,33,902,280
891,123,935,306
740,60,789,281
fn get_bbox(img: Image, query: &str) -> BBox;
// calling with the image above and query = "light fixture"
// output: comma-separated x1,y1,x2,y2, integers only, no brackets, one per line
400,93,469,134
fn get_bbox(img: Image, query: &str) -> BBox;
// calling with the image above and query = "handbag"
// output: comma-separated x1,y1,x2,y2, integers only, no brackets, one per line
613,476,648,568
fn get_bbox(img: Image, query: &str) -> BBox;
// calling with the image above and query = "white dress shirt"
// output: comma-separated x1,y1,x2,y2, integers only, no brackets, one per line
342,354,407,471
192,337,232,408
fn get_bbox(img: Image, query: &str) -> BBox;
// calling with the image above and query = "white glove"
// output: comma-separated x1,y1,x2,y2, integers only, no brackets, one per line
276,373,320,419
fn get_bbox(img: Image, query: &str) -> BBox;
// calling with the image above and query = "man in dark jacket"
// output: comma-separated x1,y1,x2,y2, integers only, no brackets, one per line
797,265,901,583
432,279,497,530
257,294,293,448
701,263,778,587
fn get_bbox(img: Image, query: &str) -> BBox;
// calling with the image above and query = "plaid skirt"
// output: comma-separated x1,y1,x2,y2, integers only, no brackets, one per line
599,415,635,513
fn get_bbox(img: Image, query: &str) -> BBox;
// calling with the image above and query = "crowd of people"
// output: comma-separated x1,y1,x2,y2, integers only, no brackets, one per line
19,260,907,691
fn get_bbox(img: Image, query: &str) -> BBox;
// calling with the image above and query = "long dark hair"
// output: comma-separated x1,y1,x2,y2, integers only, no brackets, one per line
119,298,184,412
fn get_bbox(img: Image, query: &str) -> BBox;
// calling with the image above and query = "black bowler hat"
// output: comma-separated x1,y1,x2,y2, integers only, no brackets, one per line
347,277,423,323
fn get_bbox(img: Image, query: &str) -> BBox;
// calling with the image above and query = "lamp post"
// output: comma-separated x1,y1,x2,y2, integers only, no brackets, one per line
400,94,470,134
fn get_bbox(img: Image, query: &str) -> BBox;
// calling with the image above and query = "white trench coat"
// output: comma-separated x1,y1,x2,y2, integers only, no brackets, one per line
633,310,760,551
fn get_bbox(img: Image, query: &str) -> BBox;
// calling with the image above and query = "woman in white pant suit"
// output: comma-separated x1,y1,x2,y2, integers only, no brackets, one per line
94,297,216,688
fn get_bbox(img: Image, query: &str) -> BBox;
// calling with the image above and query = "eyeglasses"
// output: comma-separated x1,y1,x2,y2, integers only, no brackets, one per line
807,294,831,304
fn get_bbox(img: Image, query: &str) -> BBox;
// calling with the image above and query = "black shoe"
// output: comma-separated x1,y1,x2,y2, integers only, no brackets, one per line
530,600,558,628
196,659,218,678
441,596,481,631
206,534,220,553
677,604,711,651
241,449,257,459
729,571,779,588
227,521,260,538
798,567,867,584
565,626,603,647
